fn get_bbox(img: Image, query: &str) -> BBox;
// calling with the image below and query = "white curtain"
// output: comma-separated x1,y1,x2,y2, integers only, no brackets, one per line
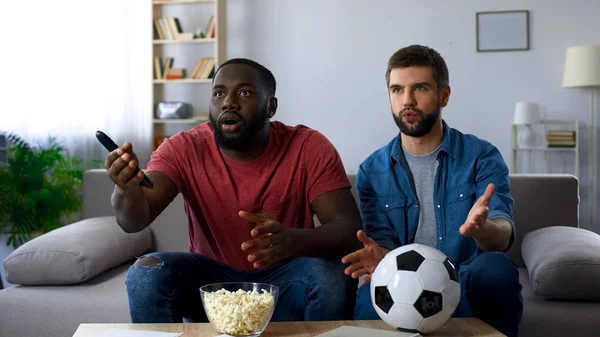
0,0,153,167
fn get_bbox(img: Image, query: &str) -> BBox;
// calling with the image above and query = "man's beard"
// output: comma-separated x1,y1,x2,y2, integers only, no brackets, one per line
393,106,441,138
210,106,269,151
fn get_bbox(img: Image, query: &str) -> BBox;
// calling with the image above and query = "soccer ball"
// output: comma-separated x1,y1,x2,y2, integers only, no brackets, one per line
370,244,461,334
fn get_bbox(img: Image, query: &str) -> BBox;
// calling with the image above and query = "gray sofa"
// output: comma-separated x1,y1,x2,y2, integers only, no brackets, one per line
1,170,599,337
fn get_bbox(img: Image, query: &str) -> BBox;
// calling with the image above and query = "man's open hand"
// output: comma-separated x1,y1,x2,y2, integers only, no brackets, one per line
459,183,495,238
341,230,388,284
239,211,294,269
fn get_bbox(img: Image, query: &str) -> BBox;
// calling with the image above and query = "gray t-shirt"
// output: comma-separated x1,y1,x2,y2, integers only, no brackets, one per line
403,144,442,248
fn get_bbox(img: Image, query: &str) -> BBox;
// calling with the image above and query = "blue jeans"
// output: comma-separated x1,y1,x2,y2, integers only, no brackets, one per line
125,252,357,323
353,252,523,337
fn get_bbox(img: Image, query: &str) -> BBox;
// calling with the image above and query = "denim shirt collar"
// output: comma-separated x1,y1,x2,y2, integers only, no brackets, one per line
390,119,458,164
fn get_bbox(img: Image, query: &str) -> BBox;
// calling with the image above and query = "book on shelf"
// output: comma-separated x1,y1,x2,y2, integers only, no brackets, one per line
205,15,216,38
165,68,186,80
154,17,184,40
546,130,576,148
190,57,215,79
154,56,212,80
154,57,162,79
154,57,174,79
154,16,215,41
548,143,576,148
546,130,576,137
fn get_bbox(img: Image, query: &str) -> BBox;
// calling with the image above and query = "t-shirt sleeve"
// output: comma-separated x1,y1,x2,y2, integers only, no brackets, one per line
303,131,351,203
145,136,183,193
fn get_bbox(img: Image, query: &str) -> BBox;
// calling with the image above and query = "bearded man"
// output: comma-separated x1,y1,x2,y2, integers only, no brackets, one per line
342,45,523,337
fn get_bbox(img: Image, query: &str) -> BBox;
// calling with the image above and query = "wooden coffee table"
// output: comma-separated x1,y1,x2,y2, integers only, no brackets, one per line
72,318,505,336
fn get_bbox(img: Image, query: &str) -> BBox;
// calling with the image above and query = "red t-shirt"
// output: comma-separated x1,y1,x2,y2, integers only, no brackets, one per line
146,121,350,271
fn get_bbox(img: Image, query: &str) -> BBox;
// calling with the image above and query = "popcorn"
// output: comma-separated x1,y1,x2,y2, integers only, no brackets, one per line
203,288,275,335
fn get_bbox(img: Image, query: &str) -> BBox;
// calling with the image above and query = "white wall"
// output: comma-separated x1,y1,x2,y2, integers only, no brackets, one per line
225,0,600,228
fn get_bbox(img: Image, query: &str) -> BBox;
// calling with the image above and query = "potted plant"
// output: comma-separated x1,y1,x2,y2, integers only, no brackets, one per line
0,132,89,249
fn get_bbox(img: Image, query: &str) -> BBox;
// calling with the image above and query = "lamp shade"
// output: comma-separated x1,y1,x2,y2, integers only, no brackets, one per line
514,101,540,125
562,45,600,88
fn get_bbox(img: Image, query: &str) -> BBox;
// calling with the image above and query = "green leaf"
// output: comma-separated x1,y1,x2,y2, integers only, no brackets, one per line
0,131,90,248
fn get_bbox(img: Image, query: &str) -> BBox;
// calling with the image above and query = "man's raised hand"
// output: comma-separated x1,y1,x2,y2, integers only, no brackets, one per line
341,230,388,284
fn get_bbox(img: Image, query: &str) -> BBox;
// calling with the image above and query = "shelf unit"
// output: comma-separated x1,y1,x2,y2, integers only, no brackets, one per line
151,0,226,150
511,119,580,177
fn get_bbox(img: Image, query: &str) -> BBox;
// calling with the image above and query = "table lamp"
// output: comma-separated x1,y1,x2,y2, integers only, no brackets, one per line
514,101,540,148
562,44,600,229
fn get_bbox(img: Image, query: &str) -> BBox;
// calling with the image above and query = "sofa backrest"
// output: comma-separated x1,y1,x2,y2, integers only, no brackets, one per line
506,174,579,267
82,169,117,219
82,170,580,267
82,169,189,253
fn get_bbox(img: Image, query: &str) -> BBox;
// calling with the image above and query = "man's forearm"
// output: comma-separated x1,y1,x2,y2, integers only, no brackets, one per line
111,188,152,233
474,218,512,252
289,219,363,258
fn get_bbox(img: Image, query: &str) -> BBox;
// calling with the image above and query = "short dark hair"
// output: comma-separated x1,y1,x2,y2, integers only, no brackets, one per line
214,58,276,97
385,45,449,90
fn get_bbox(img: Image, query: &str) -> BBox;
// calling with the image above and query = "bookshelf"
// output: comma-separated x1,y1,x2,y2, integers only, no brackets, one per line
151,0,226,150
511,119,580,177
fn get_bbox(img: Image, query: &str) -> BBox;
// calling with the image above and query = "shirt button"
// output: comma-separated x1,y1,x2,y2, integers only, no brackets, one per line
460,194,464,198
415,205,418,208
439,237,443,240
385,204,389,208
437,205,441,208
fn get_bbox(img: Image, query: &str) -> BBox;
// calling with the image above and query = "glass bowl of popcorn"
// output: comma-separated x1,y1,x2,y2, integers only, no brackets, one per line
200,282,279,337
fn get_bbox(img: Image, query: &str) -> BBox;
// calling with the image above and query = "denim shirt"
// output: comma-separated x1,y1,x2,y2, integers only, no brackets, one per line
356,120,515,270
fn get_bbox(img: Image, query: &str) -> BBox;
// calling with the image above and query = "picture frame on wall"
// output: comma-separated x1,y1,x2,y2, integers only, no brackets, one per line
476,10,530,52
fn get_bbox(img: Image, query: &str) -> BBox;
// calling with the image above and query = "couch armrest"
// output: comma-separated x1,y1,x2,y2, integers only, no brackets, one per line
522,226,600,301
3,216,151,285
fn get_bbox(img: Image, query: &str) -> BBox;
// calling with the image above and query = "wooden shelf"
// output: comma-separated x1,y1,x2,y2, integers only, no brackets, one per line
536,119,580,125
153,38,215,44
154,79,212,84
153,0,214,5
514,146,577,152
153,118,208,124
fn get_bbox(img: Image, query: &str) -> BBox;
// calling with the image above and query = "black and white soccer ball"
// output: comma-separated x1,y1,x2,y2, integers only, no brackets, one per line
370,243,461,334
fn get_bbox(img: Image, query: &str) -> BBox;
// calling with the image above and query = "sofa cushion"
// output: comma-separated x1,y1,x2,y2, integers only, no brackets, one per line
3,216,151,285
521,226,600,301
518,268,600,337
0,263,132,337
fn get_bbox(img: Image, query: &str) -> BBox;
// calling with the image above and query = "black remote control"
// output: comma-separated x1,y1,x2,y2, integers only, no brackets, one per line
95,130,154,189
